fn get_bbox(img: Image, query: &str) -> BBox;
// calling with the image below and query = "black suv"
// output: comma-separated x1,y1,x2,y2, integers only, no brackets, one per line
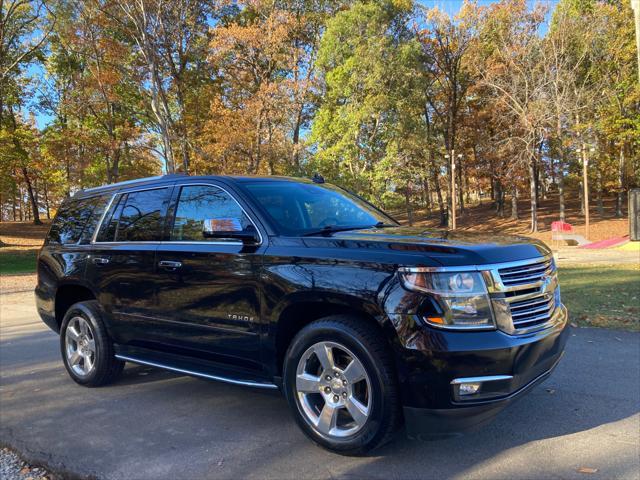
36,175,568,454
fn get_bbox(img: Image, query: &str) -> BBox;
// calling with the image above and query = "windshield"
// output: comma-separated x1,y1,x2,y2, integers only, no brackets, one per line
239,180,397,236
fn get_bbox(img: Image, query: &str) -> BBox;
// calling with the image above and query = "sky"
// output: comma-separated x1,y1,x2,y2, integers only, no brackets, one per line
29,0,559,131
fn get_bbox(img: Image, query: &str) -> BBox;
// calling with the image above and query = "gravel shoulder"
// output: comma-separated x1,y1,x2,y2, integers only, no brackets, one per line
0,447,53,480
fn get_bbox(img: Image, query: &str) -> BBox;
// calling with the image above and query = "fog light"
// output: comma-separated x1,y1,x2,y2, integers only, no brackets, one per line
458,382,481,396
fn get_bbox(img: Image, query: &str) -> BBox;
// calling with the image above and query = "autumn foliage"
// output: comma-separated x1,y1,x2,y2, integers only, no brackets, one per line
1,0,638,231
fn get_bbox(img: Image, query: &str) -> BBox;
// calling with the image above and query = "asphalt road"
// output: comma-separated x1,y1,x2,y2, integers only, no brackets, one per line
1,290,639,480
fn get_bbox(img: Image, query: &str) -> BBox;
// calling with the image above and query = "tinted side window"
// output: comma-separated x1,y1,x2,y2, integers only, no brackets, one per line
96,195,124,242
79,195,111,244
170,185,251,241
48,196,104,245
96,188,170,242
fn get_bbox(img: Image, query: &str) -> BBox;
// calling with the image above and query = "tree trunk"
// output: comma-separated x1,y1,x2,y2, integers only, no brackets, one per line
430,157,446,227
292,109,303,173
423,178,432,213
511,185,518,220
44,181,51,219
12,183,17,221
457,156,465,215
22,168,42,225
18,185,24,221
529,157,538,232
533,159,540,203
495,180,505,217
616,144,624,218
405,187,413,226
596,159,604,216
556,122,566,221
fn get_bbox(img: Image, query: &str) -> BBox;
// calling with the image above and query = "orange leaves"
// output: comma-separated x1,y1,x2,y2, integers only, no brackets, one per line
202,1,311,175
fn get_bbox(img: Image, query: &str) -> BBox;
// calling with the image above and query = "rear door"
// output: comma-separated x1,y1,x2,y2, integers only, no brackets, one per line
154,183,266,371
85,186,173,345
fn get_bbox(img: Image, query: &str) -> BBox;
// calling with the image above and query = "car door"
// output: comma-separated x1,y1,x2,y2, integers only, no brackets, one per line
154,183,266,371
85,185,173,345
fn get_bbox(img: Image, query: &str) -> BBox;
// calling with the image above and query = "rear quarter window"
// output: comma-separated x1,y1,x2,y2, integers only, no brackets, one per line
48,195,107,245
96,188,170,242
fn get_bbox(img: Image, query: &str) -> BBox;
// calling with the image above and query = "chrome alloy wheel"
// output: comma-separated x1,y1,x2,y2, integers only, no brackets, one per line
64,316,96,377
295,341,372,438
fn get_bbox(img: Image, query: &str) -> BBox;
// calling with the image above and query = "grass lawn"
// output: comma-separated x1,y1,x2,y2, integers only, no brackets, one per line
0,247,39,275
559,264,640,331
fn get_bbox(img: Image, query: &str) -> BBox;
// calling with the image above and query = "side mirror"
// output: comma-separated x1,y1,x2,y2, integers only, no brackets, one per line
202,218,259,244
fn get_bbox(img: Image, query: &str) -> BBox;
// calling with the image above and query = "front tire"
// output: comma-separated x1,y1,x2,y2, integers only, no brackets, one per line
283,315,401,455
60,300,124,387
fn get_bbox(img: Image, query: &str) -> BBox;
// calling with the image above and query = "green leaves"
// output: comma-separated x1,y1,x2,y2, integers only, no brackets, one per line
310,0,420,200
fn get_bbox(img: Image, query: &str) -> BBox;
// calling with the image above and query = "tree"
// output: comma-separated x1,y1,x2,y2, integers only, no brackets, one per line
310,0,418,202
1,0,54,224
414,2,481,225
203,1,299,175
480,0,550,232
591,0,640,217
108,0,214,174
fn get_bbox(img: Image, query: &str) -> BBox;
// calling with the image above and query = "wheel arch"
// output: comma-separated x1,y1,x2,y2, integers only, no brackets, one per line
271,293,399,376
54,282,98,330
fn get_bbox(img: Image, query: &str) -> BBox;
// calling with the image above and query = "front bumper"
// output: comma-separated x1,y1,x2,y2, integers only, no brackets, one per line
391,305,569,438
404,354,563,439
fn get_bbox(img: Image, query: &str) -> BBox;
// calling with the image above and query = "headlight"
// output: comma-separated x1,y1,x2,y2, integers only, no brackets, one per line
399,270,495,330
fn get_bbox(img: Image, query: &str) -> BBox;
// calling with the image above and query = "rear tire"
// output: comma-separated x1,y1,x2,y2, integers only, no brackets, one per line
60,300,124,387
283,315,401,455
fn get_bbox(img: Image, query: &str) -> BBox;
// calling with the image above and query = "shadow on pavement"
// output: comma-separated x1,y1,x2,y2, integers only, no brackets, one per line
1,327,639,479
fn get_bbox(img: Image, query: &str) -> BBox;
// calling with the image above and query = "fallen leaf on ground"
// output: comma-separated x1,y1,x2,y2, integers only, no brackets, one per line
577,467,598,474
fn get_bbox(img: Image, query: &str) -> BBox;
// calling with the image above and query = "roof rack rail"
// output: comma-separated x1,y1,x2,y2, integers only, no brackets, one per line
80,174,188,194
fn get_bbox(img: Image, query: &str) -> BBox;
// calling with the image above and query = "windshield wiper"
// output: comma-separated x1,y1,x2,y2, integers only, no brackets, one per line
302,222,394,237
302,225,371,237
373,221,396,228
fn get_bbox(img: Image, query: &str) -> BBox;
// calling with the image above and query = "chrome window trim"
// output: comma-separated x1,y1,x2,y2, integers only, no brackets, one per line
91,182,265,247
91,185,171,244
167,182,264,246
91,185,172,244
450,375,513,385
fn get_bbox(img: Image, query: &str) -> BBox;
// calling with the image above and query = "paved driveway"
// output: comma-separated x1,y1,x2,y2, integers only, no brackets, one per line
1,290,639,480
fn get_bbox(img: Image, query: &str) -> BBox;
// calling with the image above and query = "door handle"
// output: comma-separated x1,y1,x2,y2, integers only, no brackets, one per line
92,256,110,265
158,260,182,270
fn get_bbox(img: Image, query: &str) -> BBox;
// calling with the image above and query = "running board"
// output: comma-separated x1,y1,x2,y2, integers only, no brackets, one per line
115,354,278,390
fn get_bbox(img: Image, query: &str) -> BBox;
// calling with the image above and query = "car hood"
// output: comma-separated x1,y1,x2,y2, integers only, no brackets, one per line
327,226,551,267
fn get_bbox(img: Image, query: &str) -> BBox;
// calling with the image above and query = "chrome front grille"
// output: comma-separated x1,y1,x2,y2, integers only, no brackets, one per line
486,255,561,335
498,258,554,288
508,293,555,329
